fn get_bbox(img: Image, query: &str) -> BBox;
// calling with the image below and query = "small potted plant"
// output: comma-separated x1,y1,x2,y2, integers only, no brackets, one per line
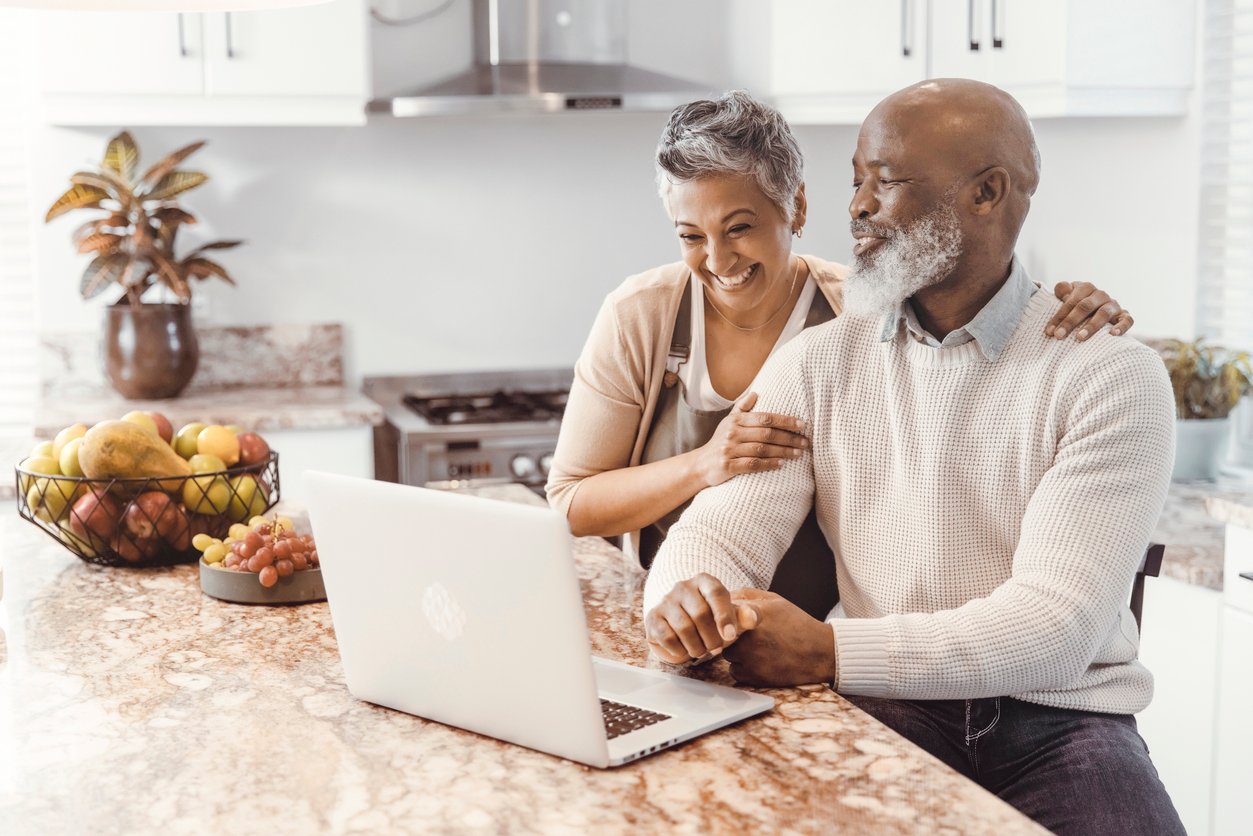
44,131,241,400
1160,337,1252,479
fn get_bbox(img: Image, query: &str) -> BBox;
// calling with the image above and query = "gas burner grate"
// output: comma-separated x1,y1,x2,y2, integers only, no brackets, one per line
402,389,568,426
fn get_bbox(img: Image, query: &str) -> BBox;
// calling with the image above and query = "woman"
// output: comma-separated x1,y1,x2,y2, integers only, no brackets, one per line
545,91,1133,619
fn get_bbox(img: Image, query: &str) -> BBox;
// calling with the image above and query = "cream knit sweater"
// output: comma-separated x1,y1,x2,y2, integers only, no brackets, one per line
643,291,1175,714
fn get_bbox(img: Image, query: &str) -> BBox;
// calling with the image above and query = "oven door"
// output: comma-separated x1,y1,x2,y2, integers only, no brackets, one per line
402,429,560,490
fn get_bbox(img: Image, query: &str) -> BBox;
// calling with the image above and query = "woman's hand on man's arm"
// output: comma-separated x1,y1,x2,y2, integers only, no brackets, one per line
694,391,809,487
1048,281,1135,340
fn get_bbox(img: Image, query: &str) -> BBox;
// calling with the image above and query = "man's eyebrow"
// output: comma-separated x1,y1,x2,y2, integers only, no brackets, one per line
675,208,757,228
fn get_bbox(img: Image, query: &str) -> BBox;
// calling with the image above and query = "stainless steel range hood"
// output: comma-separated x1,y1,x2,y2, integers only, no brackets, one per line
369,0,717,117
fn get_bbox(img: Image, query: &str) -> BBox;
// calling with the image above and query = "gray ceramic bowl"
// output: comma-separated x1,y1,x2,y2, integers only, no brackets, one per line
199,559,325,605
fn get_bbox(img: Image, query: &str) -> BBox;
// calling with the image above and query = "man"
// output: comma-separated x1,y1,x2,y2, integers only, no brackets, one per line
641,79,1183,834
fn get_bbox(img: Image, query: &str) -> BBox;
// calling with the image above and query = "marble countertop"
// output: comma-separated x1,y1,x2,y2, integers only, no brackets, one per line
34,384,384,439
0,486,1043,835
1205,492,1253,530
1152,478,1253,591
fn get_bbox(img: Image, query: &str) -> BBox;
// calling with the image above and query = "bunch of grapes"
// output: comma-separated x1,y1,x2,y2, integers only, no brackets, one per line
195,514,319,588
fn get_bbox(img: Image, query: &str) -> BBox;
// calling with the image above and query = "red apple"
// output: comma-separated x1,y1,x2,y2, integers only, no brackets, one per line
163,503,191,551
124,491,183,542
146,411,174,444
236,432,271,469
111,531,159,563
70,489,121,547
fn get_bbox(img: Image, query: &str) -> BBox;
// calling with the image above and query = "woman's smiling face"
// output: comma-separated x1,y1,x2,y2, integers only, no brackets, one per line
666,173,804,320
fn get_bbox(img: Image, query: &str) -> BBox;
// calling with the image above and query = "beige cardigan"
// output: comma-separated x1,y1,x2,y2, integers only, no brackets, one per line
545,255,848,565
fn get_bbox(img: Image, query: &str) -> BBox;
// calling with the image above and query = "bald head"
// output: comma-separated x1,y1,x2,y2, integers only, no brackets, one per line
870,78,1039,202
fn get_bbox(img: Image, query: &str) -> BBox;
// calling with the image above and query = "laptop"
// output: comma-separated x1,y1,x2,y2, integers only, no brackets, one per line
304,471,774,768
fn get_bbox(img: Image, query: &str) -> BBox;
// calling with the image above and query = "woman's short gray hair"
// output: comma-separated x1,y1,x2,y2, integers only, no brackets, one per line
656,90,805,224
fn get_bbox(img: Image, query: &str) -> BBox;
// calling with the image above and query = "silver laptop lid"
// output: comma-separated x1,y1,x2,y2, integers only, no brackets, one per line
305,471,610,768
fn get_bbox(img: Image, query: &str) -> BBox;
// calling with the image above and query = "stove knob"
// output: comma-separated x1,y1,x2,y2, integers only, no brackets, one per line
538,453,554,476
510,454,539,480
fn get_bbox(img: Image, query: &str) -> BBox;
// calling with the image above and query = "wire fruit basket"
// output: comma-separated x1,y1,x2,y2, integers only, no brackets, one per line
15,451,280,568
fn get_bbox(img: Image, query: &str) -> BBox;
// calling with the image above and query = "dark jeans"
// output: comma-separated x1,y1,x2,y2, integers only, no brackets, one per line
843,695,1185,835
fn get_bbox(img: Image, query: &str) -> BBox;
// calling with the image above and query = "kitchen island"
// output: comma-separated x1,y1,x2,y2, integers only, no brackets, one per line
0,486,1043,835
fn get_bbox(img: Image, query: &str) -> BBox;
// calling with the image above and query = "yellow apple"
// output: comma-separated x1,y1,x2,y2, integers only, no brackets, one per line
188,453,227,474
27,477,83,524
228,474,269,522
121,410,159,436
18,455,61,495
183,474,231,515
174,422,207,459
59,437,85,477
52,423,87,461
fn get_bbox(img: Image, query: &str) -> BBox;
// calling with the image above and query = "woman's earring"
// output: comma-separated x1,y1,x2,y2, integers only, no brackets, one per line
793,227,804,239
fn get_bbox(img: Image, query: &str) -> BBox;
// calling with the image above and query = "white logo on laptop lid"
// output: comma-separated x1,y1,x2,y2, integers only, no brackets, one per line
422,582,467,641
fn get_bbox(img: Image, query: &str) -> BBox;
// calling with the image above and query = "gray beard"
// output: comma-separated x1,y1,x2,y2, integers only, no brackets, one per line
842,201,964,321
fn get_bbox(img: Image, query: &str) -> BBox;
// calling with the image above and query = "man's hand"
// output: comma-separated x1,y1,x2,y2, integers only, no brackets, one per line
645,573,760,664
722,589,837,687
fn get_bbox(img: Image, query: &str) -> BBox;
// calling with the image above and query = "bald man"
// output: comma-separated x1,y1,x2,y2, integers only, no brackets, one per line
642,80,1183,834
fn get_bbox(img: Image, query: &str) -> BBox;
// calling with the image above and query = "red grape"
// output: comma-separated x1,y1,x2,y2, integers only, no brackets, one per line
292,554,308,571
258,566,278,588
254,546,274,567
276,559,294,577
274,540,292,559
244,531,263,551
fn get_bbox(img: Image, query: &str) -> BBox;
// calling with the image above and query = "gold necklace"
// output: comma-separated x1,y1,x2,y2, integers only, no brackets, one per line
703,257,802,333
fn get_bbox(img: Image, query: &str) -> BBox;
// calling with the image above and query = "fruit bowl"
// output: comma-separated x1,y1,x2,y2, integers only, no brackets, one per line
14,451,281,568
199,560,325,605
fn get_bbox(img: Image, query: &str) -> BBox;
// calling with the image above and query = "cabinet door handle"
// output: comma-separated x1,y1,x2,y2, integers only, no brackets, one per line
992,0,1004,49
968,0,981,51
225,12,235,59
901,0,914,57
177,13,188,57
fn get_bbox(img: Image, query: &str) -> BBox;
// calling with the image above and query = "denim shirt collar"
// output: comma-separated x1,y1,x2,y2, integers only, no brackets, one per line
877,257,1037,362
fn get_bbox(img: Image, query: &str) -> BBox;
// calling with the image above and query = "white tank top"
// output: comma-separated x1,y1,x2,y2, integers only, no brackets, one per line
679,275,818,410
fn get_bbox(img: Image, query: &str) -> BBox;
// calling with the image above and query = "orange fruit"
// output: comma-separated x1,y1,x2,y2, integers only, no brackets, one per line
197,425,241,467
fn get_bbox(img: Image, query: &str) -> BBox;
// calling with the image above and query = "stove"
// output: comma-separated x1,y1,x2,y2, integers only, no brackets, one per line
402,389,568,426
364,369,574,493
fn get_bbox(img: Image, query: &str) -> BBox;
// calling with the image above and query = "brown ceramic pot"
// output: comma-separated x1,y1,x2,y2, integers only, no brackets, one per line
103,302,199,399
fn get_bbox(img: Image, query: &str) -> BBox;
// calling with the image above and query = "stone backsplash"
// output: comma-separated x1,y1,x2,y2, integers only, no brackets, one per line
40,322,344,398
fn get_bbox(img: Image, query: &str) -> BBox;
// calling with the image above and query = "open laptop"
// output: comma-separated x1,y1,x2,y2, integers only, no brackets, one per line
304,471,774,768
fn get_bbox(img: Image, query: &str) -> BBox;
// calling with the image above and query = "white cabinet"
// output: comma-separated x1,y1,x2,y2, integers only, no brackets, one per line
764,0,928,124
1213,606,1253,836
1136,577,1222,836
929,0,1195,117
752,0,1195,124
1214,523,1253,836
39,12,206,98
37,1,369,126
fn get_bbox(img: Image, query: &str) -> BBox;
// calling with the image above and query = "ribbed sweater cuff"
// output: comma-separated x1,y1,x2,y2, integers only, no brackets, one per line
830,618,892,696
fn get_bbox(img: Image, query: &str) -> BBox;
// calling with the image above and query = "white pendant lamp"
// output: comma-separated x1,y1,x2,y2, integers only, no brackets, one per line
0,1,332,9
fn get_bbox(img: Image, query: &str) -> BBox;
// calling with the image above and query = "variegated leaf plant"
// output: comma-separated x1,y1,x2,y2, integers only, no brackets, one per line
45,131,242,307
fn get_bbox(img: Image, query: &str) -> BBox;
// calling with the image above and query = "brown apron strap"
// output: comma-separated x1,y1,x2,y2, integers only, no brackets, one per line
662,276,692,388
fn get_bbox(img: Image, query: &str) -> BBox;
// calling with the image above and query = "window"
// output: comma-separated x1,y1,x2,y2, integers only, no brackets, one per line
0,10,38,452
1197,0,1253,452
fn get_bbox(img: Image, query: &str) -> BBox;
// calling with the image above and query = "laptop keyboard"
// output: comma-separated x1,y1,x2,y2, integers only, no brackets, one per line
600,698,671,740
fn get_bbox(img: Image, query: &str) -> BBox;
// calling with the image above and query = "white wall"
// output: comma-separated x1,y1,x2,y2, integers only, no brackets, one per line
29,106,1200,387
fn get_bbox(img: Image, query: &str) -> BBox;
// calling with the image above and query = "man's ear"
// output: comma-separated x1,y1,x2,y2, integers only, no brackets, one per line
970,167,1011,216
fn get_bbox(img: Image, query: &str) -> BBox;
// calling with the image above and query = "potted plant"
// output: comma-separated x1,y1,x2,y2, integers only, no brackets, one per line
1160,337,1253,480
44,131,241,399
